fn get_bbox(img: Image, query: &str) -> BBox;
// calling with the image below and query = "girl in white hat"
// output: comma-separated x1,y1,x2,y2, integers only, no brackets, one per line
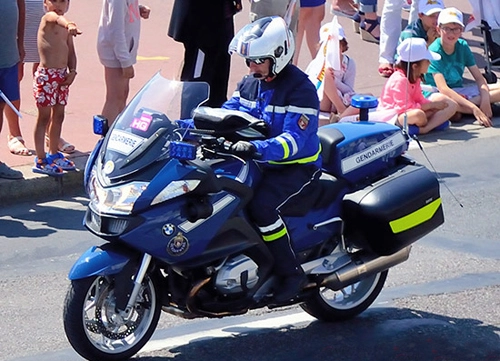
377,37,457,135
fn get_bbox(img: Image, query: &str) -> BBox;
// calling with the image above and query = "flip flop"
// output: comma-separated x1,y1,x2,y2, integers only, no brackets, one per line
8,136,32,156
0,162,23,179
32,157,64,177
46,152,76,171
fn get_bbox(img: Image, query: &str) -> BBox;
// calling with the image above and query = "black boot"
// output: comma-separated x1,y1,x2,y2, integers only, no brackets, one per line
266,236,307,303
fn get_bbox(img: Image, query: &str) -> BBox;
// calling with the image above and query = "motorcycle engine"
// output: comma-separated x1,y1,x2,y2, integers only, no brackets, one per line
215,254,259,294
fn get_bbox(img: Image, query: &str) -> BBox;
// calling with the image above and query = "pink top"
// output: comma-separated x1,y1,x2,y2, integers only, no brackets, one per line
378,69,430,115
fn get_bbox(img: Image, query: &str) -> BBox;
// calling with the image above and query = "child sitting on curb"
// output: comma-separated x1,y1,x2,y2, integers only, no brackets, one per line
377,37,457,135
423,7,500,127
306,20,357,126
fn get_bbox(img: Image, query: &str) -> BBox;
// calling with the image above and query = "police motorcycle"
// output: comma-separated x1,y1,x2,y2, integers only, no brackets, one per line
63,73,444,361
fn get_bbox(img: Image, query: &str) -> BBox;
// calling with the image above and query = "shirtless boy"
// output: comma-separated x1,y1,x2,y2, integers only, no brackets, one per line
32,0,81,175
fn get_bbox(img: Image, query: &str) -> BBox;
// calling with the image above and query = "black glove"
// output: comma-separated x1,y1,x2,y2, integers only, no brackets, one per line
230,141,257,159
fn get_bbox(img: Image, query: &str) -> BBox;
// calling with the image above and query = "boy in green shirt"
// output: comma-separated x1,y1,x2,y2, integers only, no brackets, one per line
423,7,500,127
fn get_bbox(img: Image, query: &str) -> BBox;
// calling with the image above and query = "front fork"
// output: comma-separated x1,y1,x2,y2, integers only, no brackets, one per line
116,253,152,321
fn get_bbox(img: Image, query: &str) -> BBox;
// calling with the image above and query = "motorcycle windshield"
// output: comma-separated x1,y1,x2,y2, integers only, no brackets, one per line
99,73,209,180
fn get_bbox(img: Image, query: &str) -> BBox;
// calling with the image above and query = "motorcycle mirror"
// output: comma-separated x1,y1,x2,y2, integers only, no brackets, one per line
93,115,109,136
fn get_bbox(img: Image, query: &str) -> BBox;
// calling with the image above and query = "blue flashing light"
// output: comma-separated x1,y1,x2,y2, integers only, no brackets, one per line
351,95,378,109
170,141,197,160
93,115,109,136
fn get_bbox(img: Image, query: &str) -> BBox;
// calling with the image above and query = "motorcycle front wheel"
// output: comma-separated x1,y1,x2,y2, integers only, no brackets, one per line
63,273,161,361
301,270,388,322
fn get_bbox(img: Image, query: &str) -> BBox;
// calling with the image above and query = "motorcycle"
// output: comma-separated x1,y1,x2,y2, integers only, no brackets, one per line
63,73,444,361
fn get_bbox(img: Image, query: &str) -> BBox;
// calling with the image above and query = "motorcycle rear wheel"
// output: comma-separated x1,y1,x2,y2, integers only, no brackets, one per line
301,270,388,322
63,274,161,361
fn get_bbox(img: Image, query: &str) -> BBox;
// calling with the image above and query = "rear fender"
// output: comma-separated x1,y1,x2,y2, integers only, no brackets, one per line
68,245,131,280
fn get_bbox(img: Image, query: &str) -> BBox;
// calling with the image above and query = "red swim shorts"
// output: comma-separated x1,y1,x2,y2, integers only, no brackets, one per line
33,67,69,107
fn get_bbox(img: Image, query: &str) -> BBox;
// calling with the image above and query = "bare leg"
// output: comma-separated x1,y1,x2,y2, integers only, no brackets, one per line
419,95,457,134
5,99,23,139
101,67,130,125
303,5,325,59
322,68,347,114
47,105,66,155
34,106,52,160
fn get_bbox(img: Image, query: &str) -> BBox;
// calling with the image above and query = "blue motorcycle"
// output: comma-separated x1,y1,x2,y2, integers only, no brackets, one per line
63,73,444,361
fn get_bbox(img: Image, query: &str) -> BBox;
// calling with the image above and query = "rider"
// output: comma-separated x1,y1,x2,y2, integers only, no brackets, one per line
224,16,322,303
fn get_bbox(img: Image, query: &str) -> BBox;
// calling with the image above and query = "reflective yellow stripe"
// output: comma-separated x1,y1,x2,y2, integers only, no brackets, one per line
269,145,321,165
389,198,441,233
276,137,290,159
263,227,287,242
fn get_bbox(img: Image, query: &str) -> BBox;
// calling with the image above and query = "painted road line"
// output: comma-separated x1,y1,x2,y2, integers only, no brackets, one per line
139,312,316,354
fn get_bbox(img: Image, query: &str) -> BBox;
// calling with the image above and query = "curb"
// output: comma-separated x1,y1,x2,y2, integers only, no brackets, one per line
0,119,498,207
0,154,89,206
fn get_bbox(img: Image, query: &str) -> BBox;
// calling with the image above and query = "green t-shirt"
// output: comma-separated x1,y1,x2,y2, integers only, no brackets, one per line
400,19,427,43
423,38,476,89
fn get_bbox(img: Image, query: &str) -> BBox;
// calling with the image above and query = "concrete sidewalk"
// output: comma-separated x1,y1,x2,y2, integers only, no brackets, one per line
1,0,498,206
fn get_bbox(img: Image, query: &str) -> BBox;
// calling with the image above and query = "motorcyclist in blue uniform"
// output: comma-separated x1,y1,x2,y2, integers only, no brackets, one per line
225,16,322,303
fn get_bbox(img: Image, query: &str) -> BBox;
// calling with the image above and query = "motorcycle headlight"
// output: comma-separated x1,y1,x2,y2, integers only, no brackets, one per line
88,173,149,215
151,180,201,206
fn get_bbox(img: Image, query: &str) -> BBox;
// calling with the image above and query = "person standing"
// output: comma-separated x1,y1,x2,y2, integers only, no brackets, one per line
32,0,81,176
168,0,239,108
97,0,151,125
0,0,24,179
294,0,326,64
378,0,418,77
6,0,43,157
249,0,299,35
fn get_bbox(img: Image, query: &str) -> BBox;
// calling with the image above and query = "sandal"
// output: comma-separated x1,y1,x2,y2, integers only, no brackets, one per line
360,18,380,44
434,121,450,131
352,12,361,34
8,136,32,156
330,0,358,17
45,135,76,154
378,63,394,78
46,152,76,171
0,162,23,179
32,157,64,177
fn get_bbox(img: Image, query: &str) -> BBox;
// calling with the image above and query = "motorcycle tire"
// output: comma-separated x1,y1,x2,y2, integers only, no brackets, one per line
63,273,162,361
301,270,388,322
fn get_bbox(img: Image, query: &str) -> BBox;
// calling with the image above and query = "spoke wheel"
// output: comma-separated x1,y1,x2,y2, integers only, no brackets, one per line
63,274,161,361
301,270,388,322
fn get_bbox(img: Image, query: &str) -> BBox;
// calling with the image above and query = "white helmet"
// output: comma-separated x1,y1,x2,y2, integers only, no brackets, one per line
229,16,295,76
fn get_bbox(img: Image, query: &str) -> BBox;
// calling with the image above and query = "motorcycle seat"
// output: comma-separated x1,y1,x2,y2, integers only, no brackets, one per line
280,172,347,217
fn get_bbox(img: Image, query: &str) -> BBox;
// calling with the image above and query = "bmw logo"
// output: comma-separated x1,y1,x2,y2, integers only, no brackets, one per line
162,224,176,236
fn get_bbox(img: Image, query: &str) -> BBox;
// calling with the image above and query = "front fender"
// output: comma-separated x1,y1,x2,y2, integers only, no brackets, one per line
68,245,131,280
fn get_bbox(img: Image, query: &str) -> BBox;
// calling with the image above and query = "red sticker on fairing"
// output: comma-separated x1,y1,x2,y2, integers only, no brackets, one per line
298,114,309,130
131,112,153,132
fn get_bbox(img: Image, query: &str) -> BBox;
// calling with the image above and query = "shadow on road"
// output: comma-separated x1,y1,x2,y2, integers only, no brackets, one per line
137,307,500,361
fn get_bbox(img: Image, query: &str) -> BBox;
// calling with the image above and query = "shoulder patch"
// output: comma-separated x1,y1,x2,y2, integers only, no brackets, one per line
298,114,309,130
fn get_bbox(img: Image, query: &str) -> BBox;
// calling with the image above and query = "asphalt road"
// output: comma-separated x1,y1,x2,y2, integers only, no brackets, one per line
1,132,499,361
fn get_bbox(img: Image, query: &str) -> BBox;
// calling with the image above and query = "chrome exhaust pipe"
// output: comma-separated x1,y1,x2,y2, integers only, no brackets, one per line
320,246,411,290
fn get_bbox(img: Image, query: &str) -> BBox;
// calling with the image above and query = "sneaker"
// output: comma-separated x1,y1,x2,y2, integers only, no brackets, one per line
0,162,23,179
46,152,76,171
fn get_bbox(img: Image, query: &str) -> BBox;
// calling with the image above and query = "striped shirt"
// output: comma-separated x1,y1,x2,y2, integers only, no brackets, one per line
24,0,44,63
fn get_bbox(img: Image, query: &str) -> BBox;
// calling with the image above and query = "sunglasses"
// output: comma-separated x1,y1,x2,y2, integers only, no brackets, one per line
245,58,268,66
440,26,463,34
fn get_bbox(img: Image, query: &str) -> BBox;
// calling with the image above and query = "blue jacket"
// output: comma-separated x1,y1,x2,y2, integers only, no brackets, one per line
223,64,321,168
